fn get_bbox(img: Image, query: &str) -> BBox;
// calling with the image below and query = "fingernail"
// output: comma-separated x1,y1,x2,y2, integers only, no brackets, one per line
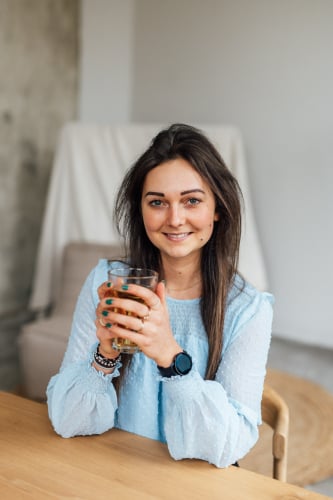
122,285,129,291
107,282,112,288
105,323,112,328
102,310,109,317
106,299,113,305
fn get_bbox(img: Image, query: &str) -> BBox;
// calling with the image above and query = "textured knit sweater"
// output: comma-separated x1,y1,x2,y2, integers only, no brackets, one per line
47,258,273,467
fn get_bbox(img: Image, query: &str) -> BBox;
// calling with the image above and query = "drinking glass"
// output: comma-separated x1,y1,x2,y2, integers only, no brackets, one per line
107,267,159,354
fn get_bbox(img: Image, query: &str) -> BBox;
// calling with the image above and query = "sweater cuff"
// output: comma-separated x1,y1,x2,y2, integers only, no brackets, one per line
158,368,203,403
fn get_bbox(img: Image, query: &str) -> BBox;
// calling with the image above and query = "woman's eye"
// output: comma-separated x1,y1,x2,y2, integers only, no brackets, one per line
187,198,201,206
150,199,163,207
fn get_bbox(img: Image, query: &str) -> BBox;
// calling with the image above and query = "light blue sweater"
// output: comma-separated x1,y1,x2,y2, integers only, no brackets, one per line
47,259,273,467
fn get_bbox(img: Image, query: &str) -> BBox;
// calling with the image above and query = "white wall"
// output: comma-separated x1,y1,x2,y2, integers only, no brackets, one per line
79,0,333,348
79,0,135,123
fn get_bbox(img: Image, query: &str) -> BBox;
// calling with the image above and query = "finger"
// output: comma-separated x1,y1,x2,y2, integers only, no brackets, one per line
97,281,113,299
156,281,166,306
115,283,158,308
107,310,145,332
95,319,113,344
109,324,145,347
142,308,151,322
136,317,144,333
150,294,162,311
101,296,150,319
94,320,121,357
95,318,113,330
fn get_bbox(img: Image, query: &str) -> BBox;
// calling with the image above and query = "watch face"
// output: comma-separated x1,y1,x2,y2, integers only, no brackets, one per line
174,352,192,375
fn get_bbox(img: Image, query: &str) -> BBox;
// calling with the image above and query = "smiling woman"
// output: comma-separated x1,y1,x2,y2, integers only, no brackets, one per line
141,158,219,267
47,124,274,470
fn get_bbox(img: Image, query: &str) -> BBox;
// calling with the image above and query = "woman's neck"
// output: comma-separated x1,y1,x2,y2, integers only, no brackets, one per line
161,255,202,299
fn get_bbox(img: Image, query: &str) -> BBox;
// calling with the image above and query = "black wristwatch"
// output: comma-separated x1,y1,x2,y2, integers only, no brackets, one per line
157,351,192,377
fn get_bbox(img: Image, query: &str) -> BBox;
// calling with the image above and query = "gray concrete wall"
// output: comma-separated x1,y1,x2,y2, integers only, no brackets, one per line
0,0,79,389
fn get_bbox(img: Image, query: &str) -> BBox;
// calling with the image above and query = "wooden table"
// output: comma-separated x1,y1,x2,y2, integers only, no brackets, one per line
0,392,330,499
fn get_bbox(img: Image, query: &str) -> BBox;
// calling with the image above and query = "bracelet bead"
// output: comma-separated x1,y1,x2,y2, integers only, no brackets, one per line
93,344,121,370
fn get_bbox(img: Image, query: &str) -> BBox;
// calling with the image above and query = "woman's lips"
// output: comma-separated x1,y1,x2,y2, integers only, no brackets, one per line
163,232,192,241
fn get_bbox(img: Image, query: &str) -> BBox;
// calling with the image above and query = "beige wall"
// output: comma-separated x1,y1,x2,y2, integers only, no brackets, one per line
130,0,333,347
79,0,134,123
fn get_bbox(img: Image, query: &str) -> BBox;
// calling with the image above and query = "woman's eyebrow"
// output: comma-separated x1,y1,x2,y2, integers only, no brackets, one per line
181,189,205,195
144,191,164,197
144,188,205,197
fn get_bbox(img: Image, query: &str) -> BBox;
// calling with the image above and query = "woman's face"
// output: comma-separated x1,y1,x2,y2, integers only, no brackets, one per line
141,158,219,263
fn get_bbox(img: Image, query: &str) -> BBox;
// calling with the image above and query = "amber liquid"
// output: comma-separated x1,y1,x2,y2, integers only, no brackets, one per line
107,289,146,353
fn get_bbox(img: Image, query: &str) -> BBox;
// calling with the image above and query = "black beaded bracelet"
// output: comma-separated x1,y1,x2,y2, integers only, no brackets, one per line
93,344,121,370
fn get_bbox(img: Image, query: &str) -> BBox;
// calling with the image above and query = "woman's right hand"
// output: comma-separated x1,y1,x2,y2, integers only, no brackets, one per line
94,318,120,359
95,280,181,368
94,281,123,360
95,280,153,359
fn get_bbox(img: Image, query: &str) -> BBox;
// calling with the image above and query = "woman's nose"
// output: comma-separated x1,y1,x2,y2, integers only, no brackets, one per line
167,205,185,227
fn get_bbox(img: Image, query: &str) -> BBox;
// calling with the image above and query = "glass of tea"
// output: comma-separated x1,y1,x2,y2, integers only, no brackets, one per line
107,267,159,354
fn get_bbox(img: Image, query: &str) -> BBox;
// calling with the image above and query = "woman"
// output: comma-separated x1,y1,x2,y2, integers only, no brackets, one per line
47,123,273,467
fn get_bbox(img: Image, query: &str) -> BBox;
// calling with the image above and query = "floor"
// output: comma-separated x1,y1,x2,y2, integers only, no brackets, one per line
1,331,333,496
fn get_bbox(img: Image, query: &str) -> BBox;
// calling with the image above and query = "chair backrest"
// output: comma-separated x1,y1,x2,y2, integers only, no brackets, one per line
261,384,289,481
53,241,123,317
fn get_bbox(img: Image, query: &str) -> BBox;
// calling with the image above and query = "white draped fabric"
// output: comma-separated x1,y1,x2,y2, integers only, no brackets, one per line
30,122,268,311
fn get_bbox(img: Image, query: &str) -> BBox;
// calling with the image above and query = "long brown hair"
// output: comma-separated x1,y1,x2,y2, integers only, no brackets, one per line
114,123,243,383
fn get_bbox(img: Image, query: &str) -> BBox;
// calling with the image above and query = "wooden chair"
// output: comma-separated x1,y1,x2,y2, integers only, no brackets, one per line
261,384,289,481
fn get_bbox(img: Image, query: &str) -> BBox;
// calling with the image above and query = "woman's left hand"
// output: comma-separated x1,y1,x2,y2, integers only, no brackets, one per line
96,281,182,367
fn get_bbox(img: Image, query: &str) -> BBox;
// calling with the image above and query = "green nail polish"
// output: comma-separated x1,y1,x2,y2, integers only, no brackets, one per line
106,299,113,305
122,285,129,291
105,323,112,328
102,310,109,317
107,282,112,288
